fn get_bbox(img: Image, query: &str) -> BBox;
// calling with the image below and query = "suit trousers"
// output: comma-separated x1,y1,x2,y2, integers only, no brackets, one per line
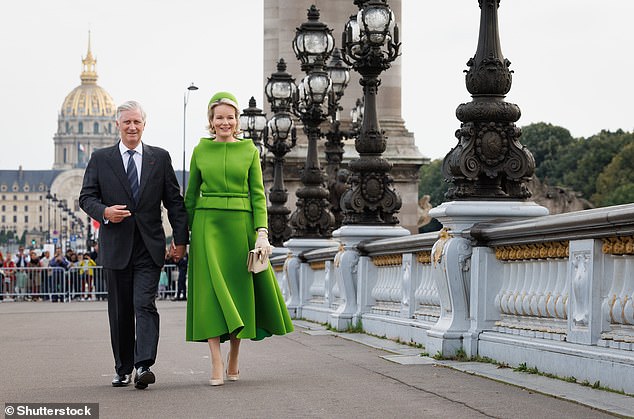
106,226,161,375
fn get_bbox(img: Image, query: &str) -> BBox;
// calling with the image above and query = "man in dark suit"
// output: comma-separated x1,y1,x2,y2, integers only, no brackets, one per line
79,100,188,389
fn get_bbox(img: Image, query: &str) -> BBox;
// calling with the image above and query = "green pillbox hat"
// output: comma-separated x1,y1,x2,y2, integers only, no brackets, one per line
208,91,239,111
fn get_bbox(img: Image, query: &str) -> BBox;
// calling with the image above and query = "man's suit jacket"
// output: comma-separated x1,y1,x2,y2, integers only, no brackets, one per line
79,142,188,270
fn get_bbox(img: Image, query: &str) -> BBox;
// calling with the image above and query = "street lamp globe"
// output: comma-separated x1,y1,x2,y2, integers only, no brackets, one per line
239,97,268,159
267,113,294,141
326,49,350,98
299,65,331,105
239,97,268,138
265,59,297,113
357,1,396,45
292,5,334,71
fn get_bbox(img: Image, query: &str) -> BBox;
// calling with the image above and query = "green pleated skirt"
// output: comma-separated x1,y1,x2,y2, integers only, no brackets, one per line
186,208,293,342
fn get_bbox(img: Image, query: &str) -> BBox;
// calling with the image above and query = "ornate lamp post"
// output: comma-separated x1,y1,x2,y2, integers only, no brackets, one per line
51,194,58,245
441,0,534,199
182,82,198,193
289,5,336,238
86,216,92,252
264,59,298,246
45,191,53,243
340,0,402,225
58,201,66,252
324,48,351,229
239,97,268,165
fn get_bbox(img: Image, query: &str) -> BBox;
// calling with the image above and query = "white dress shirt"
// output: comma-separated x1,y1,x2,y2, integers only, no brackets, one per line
119,141,143,183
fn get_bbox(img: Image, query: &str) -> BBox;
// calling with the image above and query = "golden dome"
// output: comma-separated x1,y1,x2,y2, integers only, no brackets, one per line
61,33,116,118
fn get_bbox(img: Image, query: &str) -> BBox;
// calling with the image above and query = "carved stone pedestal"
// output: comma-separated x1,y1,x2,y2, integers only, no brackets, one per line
426,201,549,357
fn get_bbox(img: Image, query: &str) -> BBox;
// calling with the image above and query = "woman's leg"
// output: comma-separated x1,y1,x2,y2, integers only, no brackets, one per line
207,337,223,384
227,334,241,376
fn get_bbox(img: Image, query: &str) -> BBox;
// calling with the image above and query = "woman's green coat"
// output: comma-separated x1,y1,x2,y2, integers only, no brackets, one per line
184,138,293,342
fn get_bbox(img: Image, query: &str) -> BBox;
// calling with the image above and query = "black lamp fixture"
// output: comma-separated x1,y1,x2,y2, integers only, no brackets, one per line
45,191,53,243
442,0,534,199
239,97,268,164
340,0,402,225
263,58,298,246
324,48,352,229
288,5,336,238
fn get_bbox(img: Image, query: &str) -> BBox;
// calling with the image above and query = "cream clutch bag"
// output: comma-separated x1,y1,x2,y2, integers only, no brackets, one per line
247,248,269,274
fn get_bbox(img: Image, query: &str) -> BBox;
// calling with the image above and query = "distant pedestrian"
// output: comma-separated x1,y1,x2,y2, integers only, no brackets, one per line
49,248,69,302
3,254,16,301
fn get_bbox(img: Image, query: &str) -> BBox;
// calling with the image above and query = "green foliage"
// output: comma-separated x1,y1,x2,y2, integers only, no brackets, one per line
418,159,449,207
342,319,363,333
593,142,634,206
454,348,468,361
514,362,539,374
0,228,18,245
521,124,634,206
419,123,634,208
563,130,634,201
520,122,575,184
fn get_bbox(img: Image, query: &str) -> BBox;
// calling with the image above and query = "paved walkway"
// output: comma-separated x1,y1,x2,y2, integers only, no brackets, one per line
0,301,631,418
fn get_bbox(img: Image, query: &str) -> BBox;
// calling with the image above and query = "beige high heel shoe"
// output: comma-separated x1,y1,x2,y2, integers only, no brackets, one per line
209,360,224,386
226,353,239,381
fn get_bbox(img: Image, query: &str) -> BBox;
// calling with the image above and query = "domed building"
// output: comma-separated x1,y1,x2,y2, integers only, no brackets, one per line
53,35,117,170
0,35,118,250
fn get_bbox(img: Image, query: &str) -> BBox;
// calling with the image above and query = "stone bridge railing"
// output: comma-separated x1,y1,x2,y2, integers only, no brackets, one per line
271,203,634,394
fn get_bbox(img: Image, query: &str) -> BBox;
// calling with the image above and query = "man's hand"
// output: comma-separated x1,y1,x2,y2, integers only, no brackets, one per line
104,205,132,223
171,242,186,261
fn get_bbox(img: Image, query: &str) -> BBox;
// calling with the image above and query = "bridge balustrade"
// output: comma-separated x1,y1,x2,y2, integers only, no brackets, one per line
270,203,634,393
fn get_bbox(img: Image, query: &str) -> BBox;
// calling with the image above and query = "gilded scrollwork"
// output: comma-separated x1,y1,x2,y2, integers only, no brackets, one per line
416,251,432,264
372,254,403,267
602,236,634,255
495,241,569,261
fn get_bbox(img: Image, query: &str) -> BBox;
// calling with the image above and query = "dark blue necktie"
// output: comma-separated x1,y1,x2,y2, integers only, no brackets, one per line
126,150,139,203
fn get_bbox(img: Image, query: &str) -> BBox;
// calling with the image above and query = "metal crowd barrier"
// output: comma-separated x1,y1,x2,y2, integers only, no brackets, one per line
0,264,180,302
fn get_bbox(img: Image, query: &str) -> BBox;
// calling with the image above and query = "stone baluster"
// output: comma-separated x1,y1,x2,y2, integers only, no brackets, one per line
517,262,533,316
552,259,568,320
283,254,302,317
623,258,634,324
510,263,526,316
415,264,438,307
324,260,332,307
528,261,546,316
539,259,559,318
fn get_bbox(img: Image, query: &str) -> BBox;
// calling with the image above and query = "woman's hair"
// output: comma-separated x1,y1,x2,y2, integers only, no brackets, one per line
116,100,147,123
207,99,241,138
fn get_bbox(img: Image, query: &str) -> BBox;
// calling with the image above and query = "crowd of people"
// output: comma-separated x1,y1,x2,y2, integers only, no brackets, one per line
0,244,185,302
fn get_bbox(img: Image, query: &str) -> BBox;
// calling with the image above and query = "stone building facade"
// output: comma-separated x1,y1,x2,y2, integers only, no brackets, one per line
0,36,117,249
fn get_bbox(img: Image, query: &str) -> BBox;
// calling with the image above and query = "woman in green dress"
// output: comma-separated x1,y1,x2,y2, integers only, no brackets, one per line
185,91,293,386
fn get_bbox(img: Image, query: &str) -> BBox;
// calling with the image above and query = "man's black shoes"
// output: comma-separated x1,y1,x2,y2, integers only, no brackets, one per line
111,373,132,387
134,366,156,389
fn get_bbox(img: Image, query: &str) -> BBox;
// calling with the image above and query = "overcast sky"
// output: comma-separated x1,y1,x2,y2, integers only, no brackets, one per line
1,0,632,171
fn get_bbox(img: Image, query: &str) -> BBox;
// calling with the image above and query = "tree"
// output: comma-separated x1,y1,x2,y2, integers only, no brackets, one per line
592,142,634,206
418,159,449,207
520,122,575,185
563,130,634,201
